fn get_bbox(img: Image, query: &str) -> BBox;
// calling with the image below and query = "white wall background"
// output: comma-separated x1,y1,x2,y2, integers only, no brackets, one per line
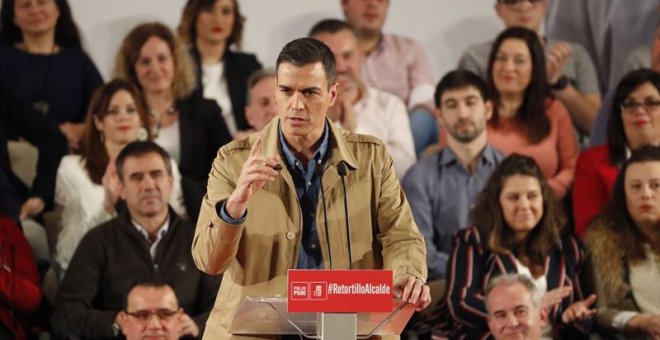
69,1,505,82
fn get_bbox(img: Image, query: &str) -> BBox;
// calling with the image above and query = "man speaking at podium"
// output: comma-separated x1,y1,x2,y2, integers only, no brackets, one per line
192,37,430,339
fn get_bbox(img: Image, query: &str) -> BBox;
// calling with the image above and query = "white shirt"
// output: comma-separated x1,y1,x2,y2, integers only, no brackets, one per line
202,62,237,135
54,155,187,271
352,87,416,178
131,216,170,259
155,121,181,164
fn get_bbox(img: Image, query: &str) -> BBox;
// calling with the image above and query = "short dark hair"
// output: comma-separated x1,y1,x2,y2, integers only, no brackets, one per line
607,68,660,165
487,27,551,144
308,18,357,37
434,70,490,108
471,154,564,272
115,141,172,181
123,278,178,310
0,0,83,49
276,37,337,89
604,145,660,262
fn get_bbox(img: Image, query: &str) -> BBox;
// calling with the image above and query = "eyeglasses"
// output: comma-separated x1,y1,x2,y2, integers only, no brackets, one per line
498,0,544,5
125,308,180,323
620,99,660,113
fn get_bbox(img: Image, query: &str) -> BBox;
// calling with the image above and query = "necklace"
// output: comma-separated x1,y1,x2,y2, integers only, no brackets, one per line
150,104,178,138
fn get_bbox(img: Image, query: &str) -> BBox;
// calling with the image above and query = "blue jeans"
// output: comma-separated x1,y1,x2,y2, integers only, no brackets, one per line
410,107,439,156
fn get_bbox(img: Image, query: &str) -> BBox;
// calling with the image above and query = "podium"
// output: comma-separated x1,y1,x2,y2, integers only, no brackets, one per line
228,269,415,339
228,296,415,339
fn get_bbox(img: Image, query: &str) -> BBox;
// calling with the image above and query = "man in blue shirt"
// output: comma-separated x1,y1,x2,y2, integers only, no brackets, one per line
403,70,505,281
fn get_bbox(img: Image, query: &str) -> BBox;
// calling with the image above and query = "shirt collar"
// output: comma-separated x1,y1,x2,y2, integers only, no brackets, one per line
278,121,330,169
131,216,171,243
439,144,499,167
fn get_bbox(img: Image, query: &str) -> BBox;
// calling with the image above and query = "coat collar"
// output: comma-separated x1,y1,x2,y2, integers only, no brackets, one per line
257,117,359,171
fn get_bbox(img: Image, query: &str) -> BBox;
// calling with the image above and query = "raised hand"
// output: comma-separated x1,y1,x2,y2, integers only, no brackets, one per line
561,294,596,324
546,42,572,86
225,138,280,219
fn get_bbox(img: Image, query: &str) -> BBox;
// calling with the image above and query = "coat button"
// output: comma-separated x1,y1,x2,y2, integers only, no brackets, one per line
286,232,295,240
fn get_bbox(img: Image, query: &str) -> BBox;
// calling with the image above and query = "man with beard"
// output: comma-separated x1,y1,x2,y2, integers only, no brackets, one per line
52,141,219,339
402,70,504,282
309,19,415,178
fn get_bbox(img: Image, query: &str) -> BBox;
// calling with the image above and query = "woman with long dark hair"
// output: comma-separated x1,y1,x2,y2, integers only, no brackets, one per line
485,27,578,200
444,154,595,338
585,145,660,338
177,0,261,137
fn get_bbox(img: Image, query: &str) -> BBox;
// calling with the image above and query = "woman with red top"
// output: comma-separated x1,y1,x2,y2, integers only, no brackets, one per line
0,215,42,340
485,27,578,200
573,69,660,238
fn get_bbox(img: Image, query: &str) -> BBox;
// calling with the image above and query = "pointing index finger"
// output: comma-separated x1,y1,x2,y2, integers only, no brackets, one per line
250,137,262,158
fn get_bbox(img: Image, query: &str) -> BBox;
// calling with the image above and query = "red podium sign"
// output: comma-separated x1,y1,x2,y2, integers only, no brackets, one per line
287,269,393,313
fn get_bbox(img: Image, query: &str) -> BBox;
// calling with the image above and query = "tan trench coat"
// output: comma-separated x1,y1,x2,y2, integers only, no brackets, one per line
192,119,427,339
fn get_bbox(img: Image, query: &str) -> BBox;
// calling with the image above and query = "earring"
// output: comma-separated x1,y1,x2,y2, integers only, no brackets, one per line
138,127,148,141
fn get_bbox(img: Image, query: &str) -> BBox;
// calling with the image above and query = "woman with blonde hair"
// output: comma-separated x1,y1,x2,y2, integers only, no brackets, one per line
115,22,231,220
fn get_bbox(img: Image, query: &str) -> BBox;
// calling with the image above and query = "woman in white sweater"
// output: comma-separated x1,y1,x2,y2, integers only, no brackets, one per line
54,79,187,272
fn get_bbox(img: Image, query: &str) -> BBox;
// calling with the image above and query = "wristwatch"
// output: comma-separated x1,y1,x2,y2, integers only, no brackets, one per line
550,75,570,91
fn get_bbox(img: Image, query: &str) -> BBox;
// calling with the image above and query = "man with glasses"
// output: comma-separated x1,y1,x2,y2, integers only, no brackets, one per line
458,0,601,141
119,281,183,340
51,141,220,339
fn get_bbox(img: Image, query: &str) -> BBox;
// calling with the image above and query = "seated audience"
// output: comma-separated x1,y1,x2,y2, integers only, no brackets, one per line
585,145,660,338
485,274,548,340
54,79,187,272
118,280,184,340
233,68,277,140
0,0,103,151
573,69,660,238
484,27,578,200
310,19,415,177
340,0,437,155
590,19,660,147
458,0,600,137
177,0,262,138
444,154,595,339
51,141,220,339
403,70,504,281
0,214,42,340
114,22,232,220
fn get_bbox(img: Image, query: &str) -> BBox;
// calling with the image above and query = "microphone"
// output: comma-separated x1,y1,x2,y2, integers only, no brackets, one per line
337,161,353,269
315,163,333,269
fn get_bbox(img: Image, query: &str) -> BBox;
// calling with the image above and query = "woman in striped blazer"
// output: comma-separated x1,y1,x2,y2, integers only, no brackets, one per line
443,154,596,339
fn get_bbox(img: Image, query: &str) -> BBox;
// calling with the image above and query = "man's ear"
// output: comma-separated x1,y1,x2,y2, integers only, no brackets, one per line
328,82,339,106
485,99,494,121
539,306,549,328
435,107,444,124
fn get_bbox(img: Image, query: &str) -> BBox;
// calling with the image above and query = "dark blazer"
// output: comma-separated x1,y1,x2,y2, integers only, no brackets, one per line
177,95,232,221
442,227,591,339
0,90,67,216
191,47,262,131
51,207,221,339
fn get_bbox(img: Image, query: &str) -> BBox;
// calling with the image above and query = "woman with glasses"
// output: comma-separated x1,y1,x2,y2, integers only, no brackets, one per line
585,145,660,339
484,27,579,200
573,69,660,238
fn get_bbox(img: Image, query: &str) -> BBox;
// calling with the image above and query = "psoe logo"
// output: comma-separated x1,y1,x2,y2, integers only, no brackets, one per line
310,282,328,300
290,282,309,300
